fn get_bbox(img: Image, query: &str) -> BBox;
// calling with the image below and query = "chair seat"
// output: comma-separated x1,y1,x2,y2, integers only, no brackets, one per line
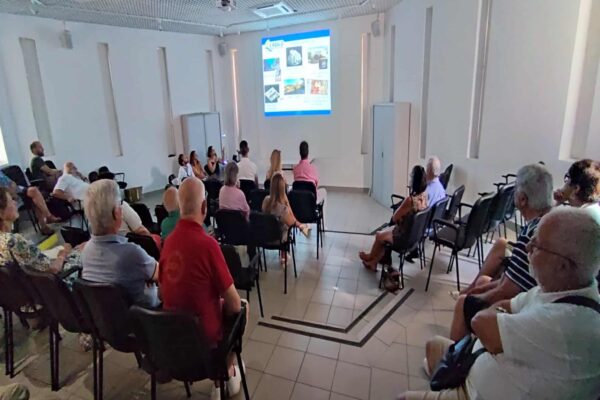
434,224,466,249
110,334,140,354
233,268,257,290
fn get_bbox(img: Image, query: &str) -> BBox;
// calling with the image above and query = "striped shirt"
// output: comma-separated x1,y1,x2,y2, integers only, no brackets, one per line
504,217,540,291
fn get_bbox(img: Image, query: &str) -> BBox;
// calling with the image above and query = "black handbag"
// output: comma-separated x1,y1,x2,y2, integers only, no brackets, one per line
430,295,600,392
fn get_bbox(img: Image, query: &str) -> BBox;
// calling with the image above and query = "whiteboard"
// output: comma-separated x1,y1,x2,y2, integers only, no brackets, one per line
181,112,222,159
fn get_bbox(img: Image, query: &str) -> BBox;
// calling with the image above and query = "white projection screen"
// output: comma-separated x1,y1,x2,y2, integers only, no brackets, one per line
262,29,331,117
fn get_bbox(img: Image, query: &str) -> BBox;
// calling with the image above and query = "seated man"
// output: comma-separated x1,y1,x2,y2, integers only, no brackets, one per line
81,180,159,307
29,141,60,191
293,141,327,223
0,169,60,235
219,163,250,220
160,186,179,239
236,140,258,185
425,156,446,207
159,177,246,400
52,162,89,202
399,208,600,400
449,164,553,341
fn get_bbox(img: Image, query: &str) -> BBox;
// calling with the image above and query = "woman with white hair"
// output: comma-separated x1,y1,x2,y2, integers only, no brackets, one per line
218,162,250,220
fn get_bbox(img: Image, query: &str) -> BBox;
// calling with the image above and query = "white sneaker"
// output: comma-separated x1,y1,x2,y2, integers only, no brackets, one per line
210,385,223,400
226,361,245,396
449,290,460,300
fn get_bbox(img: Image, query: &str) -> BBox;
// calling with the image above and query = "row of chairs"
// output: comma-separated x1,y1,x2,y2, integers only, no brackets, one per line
0,251,250,400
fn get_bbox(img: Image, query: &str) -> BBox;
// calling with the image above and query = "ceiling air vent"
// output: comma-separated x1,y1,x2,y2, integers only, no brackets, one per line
253,2,295,19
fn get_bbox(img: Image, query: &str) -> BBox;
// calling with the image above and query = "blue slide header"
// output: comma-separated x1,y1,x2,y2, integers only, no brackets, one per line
261,29,330,45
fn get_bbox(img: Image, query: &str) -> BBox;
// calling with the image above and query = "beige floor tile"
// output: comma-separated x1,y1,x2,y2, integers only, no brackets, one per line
291,382,330,400
297,353,337,390
405,321,446,348
311,289,335,305
264,346,305,381
243,340,275,371
338,337,387,367
277,332,310,352
305,302,331,323
374,343,408,375
335,278,358,294
332,292,356,309
374,319,403,346
329,393,359,400
353,294,376,311
331,361,371,400
406,345,429,379
327,307,353,327
250,325,281,345
408,375,430,391
230,367,262,399
370,368,409,400
252,373,294,400
306,338,340,360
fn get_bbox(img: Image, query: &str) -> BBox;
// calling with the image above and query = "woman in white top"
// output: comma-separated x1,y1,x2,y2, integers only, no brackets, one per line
177,154,193,184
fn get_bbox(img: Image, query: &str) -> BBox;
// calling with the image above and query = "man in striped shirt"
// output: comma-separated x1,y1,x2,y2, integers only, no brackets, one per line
449,164,553,341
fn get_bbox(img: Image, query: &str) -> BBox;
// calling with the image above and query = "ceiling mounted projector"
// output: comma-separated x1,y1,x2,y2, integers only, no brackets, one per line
216,0,236,11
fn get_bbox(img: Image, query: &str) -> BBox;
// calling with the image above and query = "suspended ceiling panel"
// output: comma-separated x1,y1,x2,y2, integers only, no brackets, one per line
0,0,402,36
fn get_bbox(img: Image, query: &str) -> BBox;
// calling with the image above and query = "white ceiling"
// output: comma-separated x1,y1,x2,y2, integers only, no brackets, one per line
0,0,402,36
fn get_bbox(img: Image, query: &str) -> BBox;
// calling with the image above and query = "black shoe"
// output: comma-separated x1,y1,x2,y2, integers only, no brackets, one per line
404,248,420,263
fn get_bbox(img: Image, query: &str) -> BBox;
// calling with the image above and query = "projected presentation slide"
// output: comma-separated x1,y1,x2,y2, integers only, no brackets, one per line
261,29,331,117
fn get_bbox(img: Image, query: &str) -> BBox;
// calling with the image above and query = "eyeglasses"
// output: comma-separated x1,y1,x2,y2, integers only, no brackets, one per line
528,236,577,267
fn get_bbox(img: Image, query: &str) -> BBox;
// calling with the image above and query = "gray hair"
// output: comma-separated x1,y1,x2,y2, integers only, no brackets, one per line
541,207,600,286
224,162,239,187
515,164,553,211
84,179,120,235
427,156,441,177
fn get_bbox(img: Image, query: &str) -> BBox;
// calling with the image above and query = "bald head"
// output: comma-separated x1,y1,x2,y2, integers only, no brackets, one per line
64,162,76,175
178,177,206,220
163,186,179,213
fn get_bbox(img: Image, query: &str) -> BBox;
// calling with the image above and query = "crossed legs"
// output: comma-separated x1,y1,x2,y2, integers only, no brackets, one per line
359,226,393,270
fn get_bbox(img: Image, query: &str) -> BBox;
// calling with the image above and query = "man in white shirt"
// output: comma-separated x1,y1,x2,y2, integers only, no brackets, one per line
399,207,600,400
236,140,258,184
52,162,89,202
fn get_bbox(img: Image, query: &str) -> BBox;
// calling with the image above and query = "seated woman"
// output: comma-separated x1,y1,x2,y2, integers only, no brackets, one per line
189,150,206,180
265,149,283,189
204,146,221,177
177,154,193,185
359,165,428,272
0,187,79,276
219,163,250,220
262,173,310,262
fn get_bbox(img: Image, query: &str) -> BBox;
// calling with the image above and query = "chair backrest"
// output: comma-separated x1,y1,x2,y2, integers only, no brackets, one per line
126,232,161,261
249,212,284,246
0,262,37,314
249,189,269,212
73,279,136,351
428,196,450,231
154,204,168,229
288,190,318,223
88,171,99,183
45,160,57,170
263,179,271,191
129,203,155,230
400,207,432,250
220,244,243,279
25,168,34,182
445,185,465,221
486,184,515,230
130,306,214,382
439,164,453,189
204,179,223,200
61,226,90,247
292,181,317,198
215,209,250,246
238,180,257,201
22,268,86,333
2,165,28,187
461,193,495,248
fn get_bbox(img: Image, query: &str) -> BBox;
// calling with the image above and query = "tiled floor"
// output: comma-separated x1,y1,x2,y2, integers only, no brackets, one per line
0,189,510,399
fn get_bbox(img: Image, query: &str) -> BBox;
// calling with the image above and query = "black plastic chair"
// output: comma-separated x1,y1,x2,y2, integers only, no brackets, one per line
205,179,223,224
0,262,44,378
425,192,495,291
250,212,296,294
2,165,44,232
98,168,127,189
154,205,168,231
22,267,89,391
72,279,143,400
444,185,465,221
439,164,454,190
129,203,160,234
482,183,515,243
60,226,90,247
238,180,257,202
126,232,161,261
381,207,432,289
130,305,250,400
249,189,269,212
288,189,324,259
263,179,271,191
215,209,251,245
221,244,263,317
292,180,325,223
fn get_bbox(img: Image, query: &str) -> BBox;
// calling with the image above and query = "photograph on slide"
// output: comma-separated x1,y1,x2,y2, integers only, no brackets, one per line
286,46,303,67
284,78,305,95
264,84,281,103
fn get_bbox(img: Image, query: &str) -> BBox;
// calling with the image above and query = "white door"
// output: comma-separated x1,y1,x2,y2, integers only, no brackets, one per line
372,104,394,207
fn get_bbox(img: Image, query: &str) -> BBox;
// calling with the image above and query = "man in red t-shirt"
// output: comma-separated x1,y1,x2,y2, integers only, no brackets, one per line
159,177,246,399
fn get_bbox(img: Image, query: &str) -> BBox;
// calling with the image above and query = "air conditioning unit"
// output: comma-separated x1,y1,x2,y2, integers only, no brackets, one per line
216,0,236,11
253,2,295,18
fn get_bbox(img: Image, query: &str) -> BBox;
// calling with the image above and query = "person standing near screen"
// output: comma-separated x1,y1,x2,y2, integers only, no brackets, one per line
204,146,221,177
236,140,258,185
293,141,327,226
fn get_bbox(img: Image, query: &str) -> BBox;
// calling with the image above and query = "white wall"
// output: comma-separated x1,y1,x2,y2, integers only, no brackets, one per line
220,15,385,188
385,0,600,201
0,14,223,192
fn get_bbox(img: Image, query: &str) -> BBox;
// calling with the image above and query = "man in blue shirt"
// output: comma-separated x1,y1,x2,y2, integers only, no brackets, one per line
425,156,446,207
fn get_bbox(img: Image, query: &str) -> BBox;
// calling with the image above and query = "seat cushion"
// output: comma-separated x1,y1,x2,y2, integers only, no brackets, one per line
434,225,466,249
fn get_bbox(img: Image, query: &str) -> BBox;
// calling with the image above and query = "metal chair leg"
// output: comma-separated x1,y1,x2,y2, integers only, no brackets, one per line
92,337,98,400
454,251,461,291
291,242,297,278
98,339,104,400
284,251,288,294
150,372,157,400
8,311,14,378
425,244,438,291
219,380,226,399
236,350,250,400
183,381,191,398
316,221,320,260
255,276,264,318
